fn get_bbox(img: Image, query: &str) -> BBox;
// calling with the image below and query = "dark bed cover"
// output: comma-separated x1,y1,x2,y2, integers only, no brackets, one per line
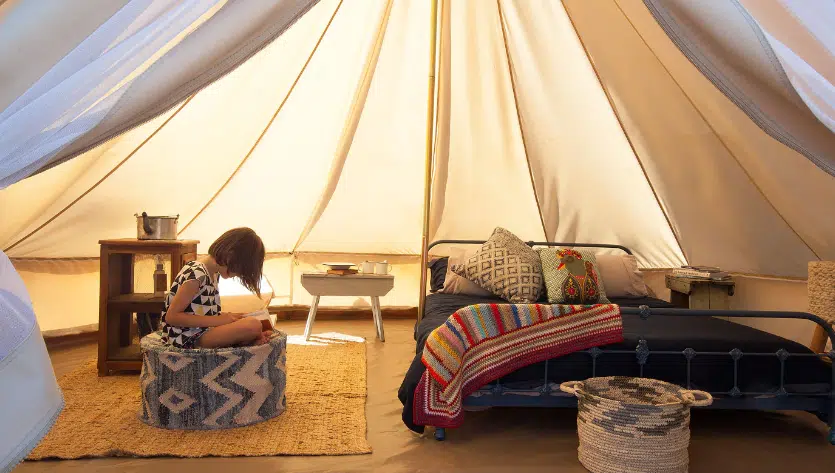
398,293,831,433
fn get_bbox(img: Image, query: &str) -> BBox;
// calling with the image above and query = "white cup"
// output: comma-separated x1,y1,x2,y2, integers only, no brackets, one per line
361,261,375,274
374,261,391,275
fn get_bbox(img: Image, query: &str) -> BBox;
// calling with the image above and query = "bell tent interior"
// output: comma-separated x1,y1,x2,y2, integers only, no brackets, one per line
2,0,834,340
2,0,835,469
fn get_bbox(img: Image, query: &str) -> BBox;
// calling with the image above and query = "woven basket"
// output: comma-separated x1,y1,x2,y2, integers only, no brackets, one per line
809,261,835,326
560,376,712,473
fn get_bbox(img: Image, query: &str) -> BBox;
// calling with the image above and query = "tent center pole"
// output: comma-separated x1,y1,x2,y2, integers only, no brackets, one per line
418,0,440,323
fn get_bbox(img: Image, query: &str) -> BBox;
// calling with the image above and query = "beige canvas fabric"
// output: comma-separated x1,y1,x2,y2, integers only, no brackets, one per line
1,0,834,332
562,0,831,277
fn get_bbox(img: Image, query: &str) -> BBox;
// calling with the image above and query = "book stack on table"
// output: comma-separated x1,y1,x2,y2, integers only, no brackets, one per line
671,265,731,281
326,268,358,275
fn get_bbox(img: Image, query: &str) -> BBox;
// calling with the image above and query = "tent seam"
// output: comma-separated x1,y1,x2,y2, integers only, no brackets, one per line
641,0,835,178
290,0,395,252
561,1,688,265
496,0,549,241
3,95,196,254
615,0,822,261
177,0,346,237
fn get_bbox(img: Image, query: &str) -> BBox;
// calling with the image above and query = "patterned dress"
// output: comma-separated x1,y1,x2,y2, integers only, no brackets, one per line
160,261,221,348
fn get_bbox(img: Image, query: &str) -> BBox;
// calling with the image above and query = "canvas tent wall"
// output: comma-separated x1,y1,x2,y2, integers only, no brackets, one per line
1,0,834,340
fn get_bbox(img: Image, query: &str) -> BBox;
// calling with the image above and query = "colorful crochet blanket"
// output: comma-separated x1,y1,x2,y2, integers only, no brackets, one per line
413,303,623,428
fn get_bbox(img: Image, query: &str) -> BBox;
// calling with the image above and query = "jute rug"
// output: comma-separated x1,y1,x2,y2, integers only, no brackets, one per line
27,335,371,460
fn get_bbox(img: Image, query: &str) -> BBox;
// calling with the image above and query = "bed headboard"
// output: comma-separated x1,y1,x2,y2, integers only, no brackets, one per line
427,240,633,255
419,240,633,321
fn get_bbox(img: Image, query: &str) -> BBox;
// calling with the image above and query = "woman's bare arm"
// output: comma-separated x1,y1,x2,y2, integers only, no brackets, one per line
164,279,238,328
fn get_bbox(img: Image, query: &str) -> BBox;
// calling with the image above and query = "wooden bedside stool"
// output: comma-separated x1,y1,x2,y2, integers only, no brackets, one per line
300,273,394,342
98,238,198,375
665,274,735,310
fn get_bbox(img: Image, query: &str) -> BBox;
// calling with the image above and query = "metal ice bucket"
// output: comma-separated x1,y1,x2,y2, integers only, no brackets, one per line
135,212,179,240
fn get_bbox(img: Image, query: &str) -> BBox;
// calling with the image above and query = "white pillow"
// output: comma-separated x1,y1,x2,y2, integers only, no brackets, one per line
595,254,648,298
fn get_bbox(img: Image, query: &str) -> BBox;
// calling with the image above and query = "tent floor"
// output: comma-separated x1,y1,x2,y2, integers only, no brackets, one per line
24,319,835,472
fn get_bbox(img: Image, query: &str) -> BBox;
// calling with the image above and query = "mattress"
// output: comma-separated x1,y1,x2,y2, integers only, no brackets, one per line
398,293,832,433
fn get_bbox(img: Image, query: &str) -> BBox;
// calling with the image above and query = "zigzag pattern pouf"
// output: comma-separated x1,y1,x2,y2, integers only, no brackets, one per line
138,330,287,430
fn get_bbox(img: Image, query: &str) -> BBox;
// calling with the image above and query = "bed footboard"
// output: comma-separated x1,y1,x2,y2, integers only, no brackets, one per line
434,305,835,444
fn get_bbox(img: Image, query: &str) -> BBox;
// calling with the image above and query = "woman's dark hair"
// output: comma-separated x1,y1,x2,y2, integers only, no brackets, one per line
208,227,265,296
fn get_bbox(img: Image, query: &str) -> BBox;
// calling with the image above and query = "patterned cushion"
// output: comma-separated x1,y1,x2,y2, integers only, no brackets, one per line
538,248,609,304
440,247,494,297
450,227,542,303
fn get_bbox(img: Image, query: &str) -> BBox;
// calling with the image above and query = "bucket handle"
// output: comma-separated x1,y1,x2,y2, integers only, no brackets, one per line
141,212,153,235
559,381,584,398
682,389,713,407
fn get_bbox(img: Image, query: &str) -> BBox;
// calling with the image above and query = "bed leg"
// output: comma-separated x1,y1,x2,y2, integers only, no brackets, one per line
434,428,446,441
830,395,835,445
831,358,835,445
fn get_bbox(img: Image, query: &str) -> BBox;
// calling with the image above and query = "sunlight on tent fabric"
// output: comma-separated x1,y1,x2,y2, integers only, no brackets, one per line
298,0,430,255
287,332,365,346
180,0,389,253
496,0,684,268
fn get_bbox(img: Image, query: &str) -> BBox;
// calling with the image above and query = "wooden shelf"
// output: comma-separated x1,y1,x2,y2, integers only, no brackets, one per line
99,238,198,375
108,293,165,312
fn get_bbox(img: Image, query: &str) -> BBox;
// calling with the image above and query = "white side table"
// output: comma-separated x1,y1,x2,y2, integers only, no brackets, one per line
300,273,394,342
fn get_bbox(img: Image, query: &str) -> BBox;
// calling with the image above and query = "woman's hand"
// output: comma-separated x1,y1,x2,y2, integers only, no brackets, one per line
216,313,245,326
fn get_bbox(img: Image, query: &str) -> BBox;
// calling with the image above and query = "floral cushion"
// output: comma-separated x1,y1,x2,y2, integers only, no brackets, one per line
538,248,609,304
451,227,542,303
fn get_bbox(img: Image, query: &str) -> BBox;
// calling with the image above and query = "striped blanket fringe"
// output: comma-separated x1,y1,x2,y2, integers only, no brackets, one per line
414,303,623,429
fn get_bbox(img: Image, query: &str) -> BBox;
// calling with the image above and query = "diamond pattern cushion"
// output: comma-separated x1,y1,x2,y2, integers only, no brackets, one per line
538,248,610,304
440,247,494,297
450,227,542,303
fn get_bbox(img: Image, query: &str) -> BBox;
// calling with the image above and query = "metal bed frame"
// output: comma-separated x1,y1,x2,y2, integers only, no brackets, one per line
423,240,835,443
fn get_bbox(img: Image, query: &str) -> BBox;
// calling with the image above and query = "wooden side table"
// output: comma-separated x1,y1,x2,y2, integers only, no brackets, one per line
300,273,394,342
665,275,735,310
98,238,198,375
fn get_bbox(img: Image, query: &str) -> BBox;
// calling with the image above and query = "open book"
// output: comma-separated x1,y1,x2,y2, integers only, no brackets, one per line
243,308,270,318
242,308,273,330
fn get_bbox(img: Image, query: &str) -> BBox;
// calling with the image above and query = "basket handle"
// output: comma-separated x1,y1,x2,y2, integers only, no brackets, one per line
559,381,584,397
682,389,713,407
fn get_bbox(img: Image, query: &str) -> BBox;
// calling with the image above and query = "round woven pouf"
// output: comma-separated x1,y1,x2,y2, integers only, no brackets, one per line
561,376,712,473
138,330,287,430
